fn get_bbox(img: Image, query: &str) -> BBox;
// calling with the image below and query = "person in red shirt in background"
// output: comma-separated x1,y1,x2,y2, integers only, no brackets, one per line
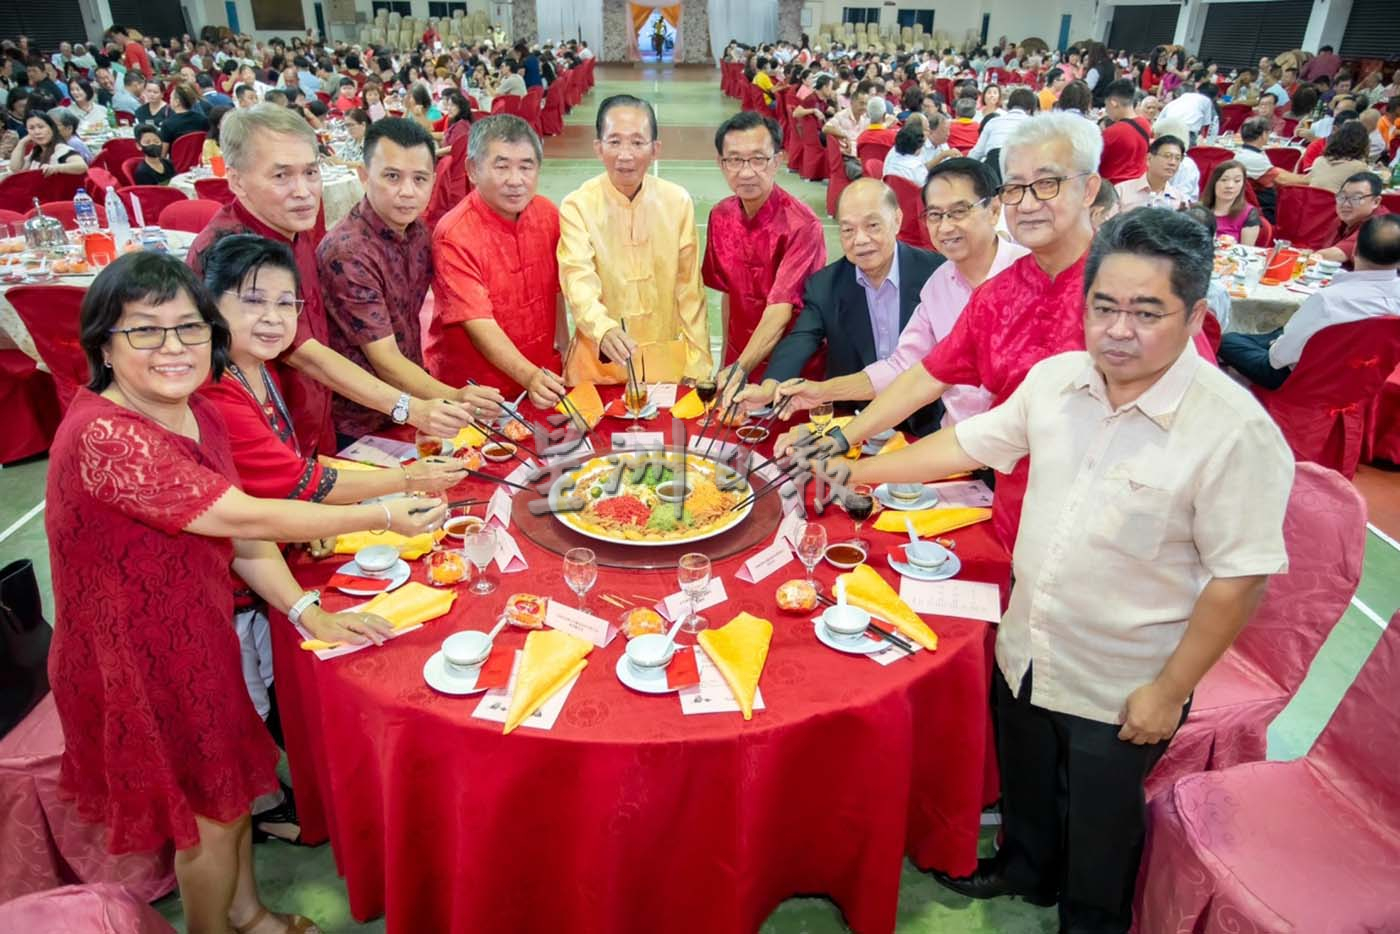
856,96,900,151
1098,79,1152,184
108,26,152,78
1316,172,1392,266
947,97,982,152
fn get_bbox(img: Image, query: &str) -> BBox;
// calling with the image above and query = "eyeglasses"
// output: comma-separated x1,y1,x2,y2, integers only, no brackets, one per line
719,154,775,172
922,197,991,224
1089,307,1180,329
1335,193,1378,207
998,173,1090,205
225,291,304,316
109,322,213,349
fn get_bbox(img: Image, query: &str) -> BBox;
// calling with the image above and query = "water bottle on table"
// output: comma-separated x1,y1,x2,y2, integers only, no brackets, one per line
103,187,131,252
72,189,99,234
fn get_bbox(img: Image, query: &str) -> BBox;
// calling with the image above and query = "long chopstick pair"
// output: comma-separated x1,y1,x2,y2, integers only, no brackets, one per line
466,378,537,439
814,593,917,655
728,460,804,512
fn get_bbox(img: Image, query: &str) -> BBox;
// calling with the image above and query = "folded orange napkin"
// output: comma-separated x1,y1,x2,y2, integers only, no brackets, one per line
504,629,592,734
670,388,705,420
359,582,457,630
333,530,443,560
837,564,938,650
873,507,991,538
556,382,604,430
697,612,773,720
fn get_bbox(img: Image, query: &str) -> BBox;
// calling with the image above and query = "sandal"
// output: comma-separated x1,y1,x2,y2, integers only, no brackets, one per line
252,782,305,846
232,906,323,934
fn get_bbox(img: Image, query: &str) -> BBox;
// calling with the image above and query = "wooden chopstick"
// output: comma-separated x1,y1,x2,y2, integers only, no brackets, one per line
466,378,537,436
599,594,626,609
462,466,535,493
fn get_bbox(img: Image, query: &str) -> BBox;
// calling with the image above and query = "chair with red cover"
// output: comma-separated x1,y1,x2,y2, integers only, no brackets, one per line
36,173,85,204
491,94,522,117
169,132,206,174
23,202,106,231
157,198,221,234
193,177,234,204
1381,191,1400,215
1254,213,1274,248
1278,117,1299,139
885,174,933,250
424,145,469,231
741,82,767,114
826,135,851,218
1252,316,1400,478
0,208,24,227
0,695,175,906
90,139,140,179
798,114,829,182
1200,311,1222,356
862,157,883,180
83,167,119,196
0,350,61,464
6,286,89,412
117,157,143,188
540,86,566,136
1274,184,1339,249
520,86,544,136
1136,610,1400,934
112,110,135,126
0,883,175,933
1143,462,1365,800
1217,102,1252,133
1364,363,1400,465
1186,146,1233,186
117,186,187,225
0,171,44,215
1264,146,1301,172
856,139,893,168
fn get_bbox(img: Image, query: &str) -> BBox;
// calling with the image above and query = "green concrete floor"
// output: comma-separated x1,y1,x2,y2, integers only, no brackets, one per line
2,64,1397,933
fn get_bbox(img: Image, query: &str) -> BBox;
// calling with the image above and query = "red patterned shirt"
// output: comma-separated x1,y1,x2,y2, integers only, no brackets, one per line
426,191,562,396
317,197,434,440
702,184,827,373
187,199,333,455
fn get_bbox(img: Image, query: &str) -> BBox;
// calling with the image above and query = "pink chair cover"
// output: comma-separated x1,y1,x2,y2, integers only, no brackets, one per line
0,695,175,904
1136,612,1400,933
1145,464,1366,798
0,883,174,933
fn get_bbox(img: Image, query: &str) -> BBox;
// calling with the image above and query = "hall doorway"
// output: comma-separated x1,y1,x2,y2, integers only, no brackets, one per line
633,5,679,62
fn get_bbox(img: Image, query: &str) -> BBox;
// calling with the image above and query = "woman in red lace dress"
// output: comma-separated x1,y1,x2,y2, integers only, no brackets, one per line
45,252,446,934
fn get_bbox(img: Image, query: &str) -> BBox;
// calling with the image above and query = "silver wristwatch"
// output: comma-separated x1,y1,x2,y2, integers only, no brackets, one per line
390,391,412,425
288,590,321,625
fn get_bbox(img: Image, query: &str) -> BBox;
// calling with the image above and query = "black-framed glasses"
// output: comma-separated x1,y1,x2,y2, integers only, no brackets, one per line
1335,193,1379,207
224,290,304,316
922,197,991,224
109,322,214,349
719,154,776,172
998,173,1090,205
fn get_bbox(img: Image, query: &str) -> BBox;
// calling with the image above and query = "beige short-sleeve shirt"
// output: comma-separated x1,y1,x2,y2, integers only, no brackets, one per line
954,346,1294,724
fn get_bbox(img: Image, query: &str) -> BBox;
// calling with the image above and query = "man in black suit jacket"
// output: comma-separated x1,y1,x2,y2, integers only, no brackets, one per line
737,178,946,436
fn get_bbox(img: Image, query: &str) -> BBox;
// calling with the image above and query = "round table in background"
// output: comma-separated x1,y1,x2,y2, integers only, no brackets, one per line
169,167,365,228
271,394,1010,934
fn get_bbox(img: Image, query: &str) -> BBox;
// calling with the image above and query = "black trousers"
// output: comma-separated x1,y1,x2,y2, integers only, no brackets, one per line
994,666,1189,934
1217,328,1290,390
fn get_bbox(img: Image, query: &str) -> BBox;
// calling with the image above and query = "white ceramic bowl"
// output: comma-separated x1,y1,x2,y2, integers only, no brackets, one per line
890,483,925,503
904,541,948,569
821,604,871,640
442,631,492,671
655,480,690,504
354,544,400,573
481,443,516,463
625,633,675,678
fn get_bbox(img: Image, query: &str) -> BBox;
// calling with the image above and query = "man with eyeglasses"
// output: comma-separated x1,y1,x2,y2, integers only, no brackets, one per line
1114,135,1191,211
820,207,1293,934
557,95,711,384
702,111,826,386
1316,171,1391,266
766,159,1025,434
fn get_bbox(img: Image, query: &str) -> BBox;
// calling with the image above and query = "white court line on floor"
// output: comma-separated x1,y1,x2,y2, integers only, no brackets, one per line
1368,522,1400,554
0,500,45,544
1350,595,1389,629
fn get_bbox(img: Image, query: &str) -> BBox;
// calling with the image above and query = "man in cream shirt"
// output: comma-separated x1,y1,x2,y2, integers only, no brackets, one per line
821,208,1294,934
557,95,710,385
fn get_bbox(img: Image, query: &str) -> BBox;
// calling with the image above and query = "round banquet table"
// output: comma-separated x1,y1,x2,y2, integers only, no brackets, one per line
170,166,365,228
270,390,1010,934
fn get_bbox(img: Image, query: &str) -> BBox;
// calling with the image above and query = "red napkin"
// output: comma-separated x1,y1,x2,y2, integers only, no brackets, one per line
665,647,701,690
474,647,514,692
604,397,627,418
326,572,393,592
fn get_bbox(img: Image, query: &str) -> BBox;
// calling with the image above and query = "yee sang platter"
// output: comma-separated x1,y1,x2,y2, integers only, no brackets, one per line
549,450,755,547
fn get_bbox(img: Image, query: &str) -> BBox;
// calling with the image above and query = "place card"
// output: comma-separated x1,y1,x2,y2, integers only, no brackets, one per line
929,479,994,509
648,383,679,408
658,577,729,622
485,487,513,529
611,431,666,451
687,434,738,459
504,461,538,488
294,601,422,661
776,509,805,547
736,539,794,583
337,435,415,468
544,599,617,648
542,436,594,466
471,650,581,730
679,650,765,715
898,579,1002,624
493,529,528,573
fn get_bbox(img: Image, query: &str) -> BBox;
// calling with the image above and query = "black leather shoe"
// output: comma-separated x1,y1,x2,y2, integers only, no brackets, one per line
930,858,1057,907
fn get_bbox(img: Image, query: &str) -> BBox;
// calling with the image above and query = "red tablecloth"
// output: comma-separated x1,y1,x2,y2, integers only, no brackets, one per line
271,395,1010,934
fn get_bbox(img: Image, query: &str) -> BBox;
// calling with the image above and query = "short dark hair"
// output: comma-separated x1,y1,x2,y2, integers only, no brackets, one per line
80,251,230,392
263,89,288,105
1086,208,1213,309
133,122,159,141
1103,78,1136,104
1055,80,1092,112
1341,171,1383,197
1149,134,1185,155
595,94,657,140
1357,214,1400,267
923,156,997,202
1319,45,1334,53
234,83,254,98
713,110,781,154
201,231,302,300
894,121,923,156
1240,116,1271,141
1045,67,1065,85
362,115,436,167
1007,87,1038,113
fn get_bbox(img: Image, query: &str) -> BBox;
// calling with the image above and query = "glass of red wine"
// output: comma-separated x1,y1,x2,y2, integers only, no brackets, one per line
842,483,876,551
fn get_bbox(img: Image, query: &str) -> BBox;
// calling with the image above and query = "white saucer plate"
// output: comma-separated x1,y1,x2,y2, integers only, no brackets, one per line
887,547,962,582
422,650,490,695
616,402,660,420
614,653,678,694
333,558,410,596
813,620,885,655
874,483,940,511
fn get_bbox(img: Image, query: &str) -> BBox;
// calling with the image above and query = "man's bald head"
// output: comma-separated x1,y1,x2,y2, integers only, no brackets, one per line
837,177,900,220
837,179,902,277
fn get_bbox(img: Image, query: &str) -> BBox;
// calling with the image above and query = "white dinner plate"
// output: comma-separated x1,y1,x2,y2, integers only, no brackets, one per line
333,558,410,596
615,402,660,420
614,653,678,694
874,483,940,511
812,620,885,655
887,547,962,582
422,650,490,695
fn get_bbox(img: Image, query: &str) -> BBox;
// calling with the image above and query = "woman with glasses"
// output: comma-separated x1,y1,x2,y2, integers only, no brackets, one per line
45,251,447,934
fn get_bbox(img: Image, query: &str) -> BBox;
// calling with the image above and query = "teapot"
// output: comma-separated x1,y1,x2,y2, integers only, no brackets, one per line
22,199,67,252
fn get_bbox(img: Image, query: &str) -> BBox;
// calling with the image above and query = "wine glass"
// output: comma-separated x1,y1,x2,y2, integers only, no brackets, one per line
794,522,827,593
810,401,834,437
624,378,650,433
695,378,718,409
563,547,598,610
677,552,712,634
842,484,876,551
464,527,498,595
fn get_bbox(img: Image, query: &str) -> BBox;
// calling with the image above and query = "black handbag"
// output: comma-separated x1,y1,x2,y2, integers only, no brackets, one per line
1,558,52,739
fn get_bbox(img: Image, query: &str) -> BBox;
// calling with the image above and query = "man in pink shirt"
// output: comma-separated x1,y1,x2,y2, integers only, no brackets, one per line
773,158,1027,432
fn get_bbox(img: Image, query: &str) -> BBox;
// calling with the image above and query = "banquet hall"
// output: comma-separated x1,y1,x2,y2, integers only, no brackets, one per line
1,2,1399,933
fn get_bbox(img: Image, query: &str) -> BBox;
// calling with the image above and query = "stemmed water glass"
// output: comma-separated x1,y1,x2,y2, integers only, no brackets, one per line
795,521,827,593
677,552,712,634
842,484,877,551
563,547,598,610
464,527,498,595
624,377,650,433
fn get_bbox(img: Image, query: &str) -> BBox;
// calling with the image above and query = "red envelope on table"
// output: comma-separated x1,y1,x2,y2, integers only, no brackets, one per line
474,646,514,692
666,647,701,690
604,397,628,418
325,572,394,592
